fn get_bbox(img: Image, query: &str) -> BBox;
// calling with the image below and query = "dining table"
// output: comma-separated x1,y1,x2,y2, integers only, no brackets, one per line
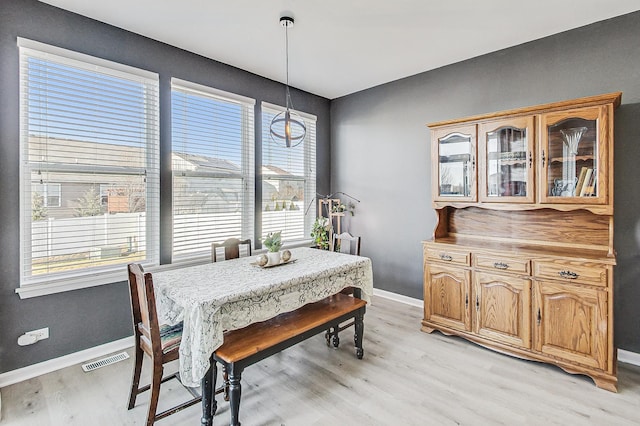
152,246,374,424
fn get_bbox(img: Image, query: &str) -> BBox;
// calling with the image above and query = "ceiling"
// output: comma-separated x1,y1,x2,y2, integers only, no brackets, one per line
39,1,640,99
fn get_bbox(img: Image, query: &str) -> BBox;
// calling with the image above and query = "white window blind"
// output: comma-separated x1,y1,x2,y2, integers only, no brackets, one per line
171,79,255,260
18,38,160,290
261,102,316,243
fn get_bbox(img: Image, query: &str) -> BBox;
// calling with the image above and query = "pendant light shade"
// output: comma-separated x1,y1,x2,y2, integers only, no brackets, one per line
270,16,306,148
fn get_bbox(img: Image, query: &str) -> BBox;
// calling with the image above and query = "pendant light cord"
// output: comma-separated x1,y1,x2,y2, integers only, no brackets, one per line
285,23,293,111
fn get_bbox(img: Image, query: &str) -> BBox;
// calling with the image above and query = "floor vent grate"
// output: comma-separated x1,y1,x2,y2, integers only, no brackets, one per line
82,351,130,372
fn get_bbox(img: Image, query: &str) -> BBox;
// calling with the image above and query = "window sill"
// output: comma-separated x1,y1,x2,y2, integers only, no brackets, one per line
16,270,128,299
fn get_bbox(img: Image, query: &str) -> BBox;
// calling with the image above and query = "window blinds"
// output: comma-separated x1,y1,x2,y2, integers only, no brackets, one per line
171,79,255,260
261,103,316,243
19,38,160,286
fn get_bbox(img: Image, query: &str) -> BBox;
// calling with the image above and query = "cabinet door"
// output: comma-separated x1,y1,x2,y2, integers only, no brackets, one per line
432,125,477,202
424,264,471,332
532,280,607,370
539,106,608,205
473,271,531,348
478,117,535,203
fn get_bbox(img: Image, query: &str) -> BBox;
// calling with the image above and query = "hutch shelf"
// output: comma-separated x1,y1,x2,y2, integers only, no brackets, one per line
422,92,621,392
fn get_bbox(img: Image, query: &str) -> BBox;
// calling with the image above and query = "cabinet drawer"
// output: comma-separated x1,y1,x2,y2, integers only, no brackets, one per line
533,260,608,286
473,254,530,275
425,248,470,266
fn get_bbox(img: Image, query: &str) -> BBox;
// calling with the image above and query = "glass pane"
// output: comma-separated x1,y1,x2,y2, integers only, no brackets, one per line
439,133,472,197
486,127,527,197
547,118,597,197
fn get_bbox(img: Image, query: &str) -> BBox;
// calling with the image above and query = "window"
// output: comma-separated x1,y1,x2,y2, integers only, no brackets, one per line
32,183,61,207
18,38,159,296
171,79,255,260
261,102,316,243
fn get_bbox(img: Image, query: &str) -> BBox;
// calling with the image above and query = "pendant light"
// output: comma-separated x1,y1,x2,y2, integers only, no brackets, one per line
270,16,306,148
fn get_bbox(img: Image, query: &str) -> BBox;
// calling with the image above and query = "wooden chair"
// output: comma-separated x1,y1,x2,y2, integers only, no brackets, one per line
326,232,362,347
127,263,201,425
211,238,252,262
210,238,252,402
333,232,361,256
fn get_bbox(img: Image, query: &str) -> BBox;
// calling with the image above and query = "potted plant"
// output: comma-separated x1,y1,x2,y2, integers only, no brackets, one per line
262,231,282,265
311,217,330,250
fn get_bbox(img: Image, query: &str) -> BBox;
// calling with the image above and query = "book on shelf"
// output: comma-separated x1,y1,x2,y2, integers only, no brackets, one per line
587,173,597,196
579,168,597,196
574,167,588,196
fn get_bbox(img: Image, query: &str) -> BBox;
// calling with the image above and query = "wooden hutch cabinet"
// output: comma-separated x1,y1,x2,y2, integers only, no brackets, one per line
422,93,621,392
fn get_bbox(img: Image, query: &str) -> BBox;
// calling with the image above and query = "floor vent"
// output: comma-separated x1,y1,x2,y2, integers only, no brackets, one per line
82,351,130,372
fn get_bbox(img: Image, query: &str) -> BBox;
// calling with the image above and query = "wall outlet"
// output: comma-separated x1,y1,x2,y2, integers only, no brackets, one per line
18,327,49,345
29,327,49,340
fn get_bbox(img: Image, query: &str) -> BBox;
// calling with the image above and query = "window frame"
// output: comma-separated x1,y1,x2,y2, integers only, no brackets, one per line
17,38,160,299
33,183,61,208
170,78,256,263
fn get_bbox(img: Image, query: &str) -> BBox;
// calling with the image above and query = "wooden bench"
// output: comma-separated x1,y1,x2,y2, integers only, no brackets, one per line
210,292,367,426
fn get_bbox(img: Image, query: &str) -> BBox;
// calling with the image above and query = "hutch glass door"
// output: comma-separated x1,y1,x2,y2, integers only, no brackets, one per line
433,125,476,202
479,117,534,203
540,106,606,204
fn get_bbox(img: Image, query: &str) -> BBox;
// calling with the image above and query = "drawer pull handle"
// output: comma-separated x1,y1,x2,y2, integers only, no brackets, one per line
559,270,579,279
493,262,509,270
440,254,453,261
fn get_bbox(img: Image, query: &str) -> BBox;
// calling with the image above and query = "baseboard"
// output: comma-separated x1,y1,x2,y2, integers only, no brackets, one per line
0,336,134,388
373,288,423,308
618,348,640,367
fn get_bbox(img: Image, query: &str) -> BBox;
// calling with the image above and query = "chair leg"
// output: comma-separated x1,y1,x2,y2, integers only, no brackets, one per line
128,343,144,409
223,366,230,402
146,359,164,426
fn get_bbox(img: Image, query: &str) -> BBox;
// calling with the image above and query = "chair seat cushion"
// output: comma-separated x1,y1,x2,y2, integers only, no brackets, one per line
159,322,183,353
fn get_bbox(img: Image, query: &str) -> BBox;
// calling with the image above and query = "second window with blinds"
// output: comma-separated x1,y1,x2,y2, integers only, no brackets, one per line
261,102,316,244
171,79,255,261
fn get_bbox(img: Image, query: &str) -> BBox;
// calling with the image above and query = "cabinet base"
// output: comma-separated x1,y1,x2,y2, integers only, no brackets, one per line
421,321,617,392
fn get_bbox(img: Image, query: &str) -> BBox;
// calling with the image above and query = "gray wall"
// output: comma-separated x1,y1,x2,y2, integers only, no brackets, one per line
0,0,331,373
331,12,640,353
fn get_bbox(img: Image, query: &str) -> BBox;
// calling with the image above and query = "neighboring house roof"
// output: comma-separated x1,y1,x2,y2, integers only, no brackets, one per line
262,165,292,176
172,152,240,173
30,135,296,177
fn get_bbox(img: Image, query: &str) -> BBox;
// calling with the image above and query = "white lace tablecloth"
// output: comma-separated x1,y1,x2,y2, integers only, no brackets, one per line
153,247,373,387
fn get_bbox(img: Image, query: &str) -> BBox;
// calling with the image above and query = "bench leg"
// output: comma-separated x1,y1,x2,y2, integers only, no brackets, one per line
332,328,340,348
228,363,243,426
354,311,364,359
200,357,216,426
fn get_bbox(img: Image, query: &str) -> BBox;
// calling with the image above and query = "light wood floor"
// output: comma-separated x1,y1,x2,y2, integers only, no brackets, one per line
2,296,640,425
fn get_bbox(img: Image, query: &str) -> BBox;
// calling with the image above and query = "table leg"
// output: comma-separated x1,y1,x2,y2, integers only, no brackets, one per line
355,310,364,359
200,357,216,426
228,363,243,426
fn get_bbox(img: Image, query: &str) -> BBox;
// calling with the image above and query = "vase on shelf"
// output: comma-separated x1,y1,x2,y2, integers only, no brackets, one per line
560,127,588,156
559,126,588,195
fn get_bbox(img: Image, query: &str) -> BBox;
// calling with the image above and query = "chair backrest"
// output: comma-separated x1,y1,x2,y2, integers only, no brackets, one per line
211,238,252,262
333,232,361,256
127,263,162,355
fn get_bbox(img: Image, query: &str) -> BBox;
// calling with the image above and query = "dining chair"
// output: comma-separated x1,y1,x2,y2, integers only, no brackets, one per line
333,232,361,256
326,232,362,347
211,238,252,262
127,263,201,425
210,238,251,402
